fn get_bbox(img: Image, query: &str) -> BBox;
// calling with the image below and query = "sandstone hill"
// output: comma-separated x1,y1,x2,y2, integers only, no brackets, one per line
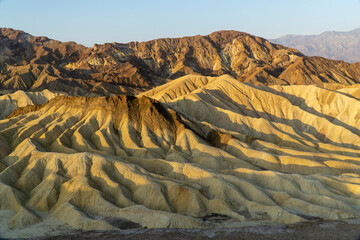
1,75,360,236
2,28,360,96
0,89,63,119
272,28,360,63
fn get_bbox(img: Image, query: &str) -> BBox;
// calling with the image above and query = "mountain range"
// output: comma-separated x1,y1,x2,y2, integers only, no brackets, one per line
1,28,360,96
272,28,360,63
1,28,360,238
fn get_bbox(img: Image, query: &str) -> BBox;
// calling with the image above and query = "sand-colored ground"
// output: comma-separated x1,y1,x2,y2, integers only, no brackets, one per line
1,75,360,238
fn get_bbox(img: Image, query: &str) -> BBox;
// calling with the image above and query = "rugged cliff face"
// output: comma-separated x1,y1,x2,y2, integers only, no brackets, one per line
2,28,360,96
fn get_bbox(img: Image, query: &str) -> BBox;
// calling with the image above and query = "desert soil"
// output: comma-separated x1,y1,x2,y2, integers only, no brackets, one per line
27,219,360,240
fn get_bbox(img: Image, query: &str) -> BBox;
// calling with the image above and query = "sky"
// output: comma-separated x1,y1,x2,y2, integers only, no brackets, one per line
0,0,360,46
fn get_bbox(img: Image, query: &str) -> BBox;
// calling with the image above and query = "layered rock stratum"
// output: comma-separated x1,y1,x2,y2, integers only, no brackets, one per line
272,28,360,63
2,28,360,96
1,75,360,237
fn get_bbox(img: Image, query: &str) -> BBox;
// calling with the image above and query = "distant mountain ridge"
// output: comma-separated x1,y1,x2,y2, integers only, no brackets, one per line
272,28,360,63
1,28,360,96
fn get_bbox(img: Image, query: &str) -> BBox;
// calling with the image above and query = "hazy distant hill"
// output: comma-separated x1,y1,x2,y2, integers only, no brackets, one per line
2,28,360,96
272,28,360,63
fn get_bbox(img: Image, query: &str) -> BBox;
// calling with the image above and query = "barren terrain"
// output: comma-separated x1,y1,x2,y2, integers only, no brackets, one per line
1,75,360,238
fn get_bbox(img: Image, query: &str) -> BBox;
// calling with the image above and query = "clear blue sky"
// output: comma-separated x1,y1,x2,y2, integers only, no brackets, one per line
0,0,359,46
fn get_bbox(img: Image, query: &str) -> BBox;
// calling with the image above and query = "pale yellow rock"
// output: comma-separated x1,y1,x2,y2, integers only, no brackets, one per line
1,76,360,232
8,207,41,229
0,89,63,119
53,203,118,231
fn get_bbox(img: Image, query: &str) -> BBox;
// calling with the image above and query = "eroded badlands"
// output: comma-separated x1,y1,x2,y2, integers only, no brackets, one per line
0,75,360,234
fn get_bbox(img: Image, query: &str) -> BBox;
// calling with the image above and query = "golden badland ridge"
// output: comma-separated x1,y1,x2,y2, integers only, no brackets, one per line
1,28,360,96
1,75,360,234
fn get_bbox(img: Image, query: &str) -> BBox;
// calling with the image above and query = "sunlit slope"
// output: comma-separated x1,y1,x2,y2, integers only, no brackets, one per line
0,89,63,119
1,76,360,231
2,28,360,96
142,75,360,157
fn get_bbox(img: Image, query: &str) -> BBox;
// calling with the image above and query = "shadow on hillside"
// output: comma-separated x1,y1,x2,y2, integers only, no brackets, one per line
1,147,360,239
245,83,360,138
170,87,360,157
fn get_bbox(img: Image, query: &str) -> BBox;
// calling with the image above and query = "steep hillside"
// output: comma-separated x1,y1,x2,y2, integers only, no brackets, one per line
272,28,360,63
0,28,149,96
1,75,360,235
2,28,360,96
